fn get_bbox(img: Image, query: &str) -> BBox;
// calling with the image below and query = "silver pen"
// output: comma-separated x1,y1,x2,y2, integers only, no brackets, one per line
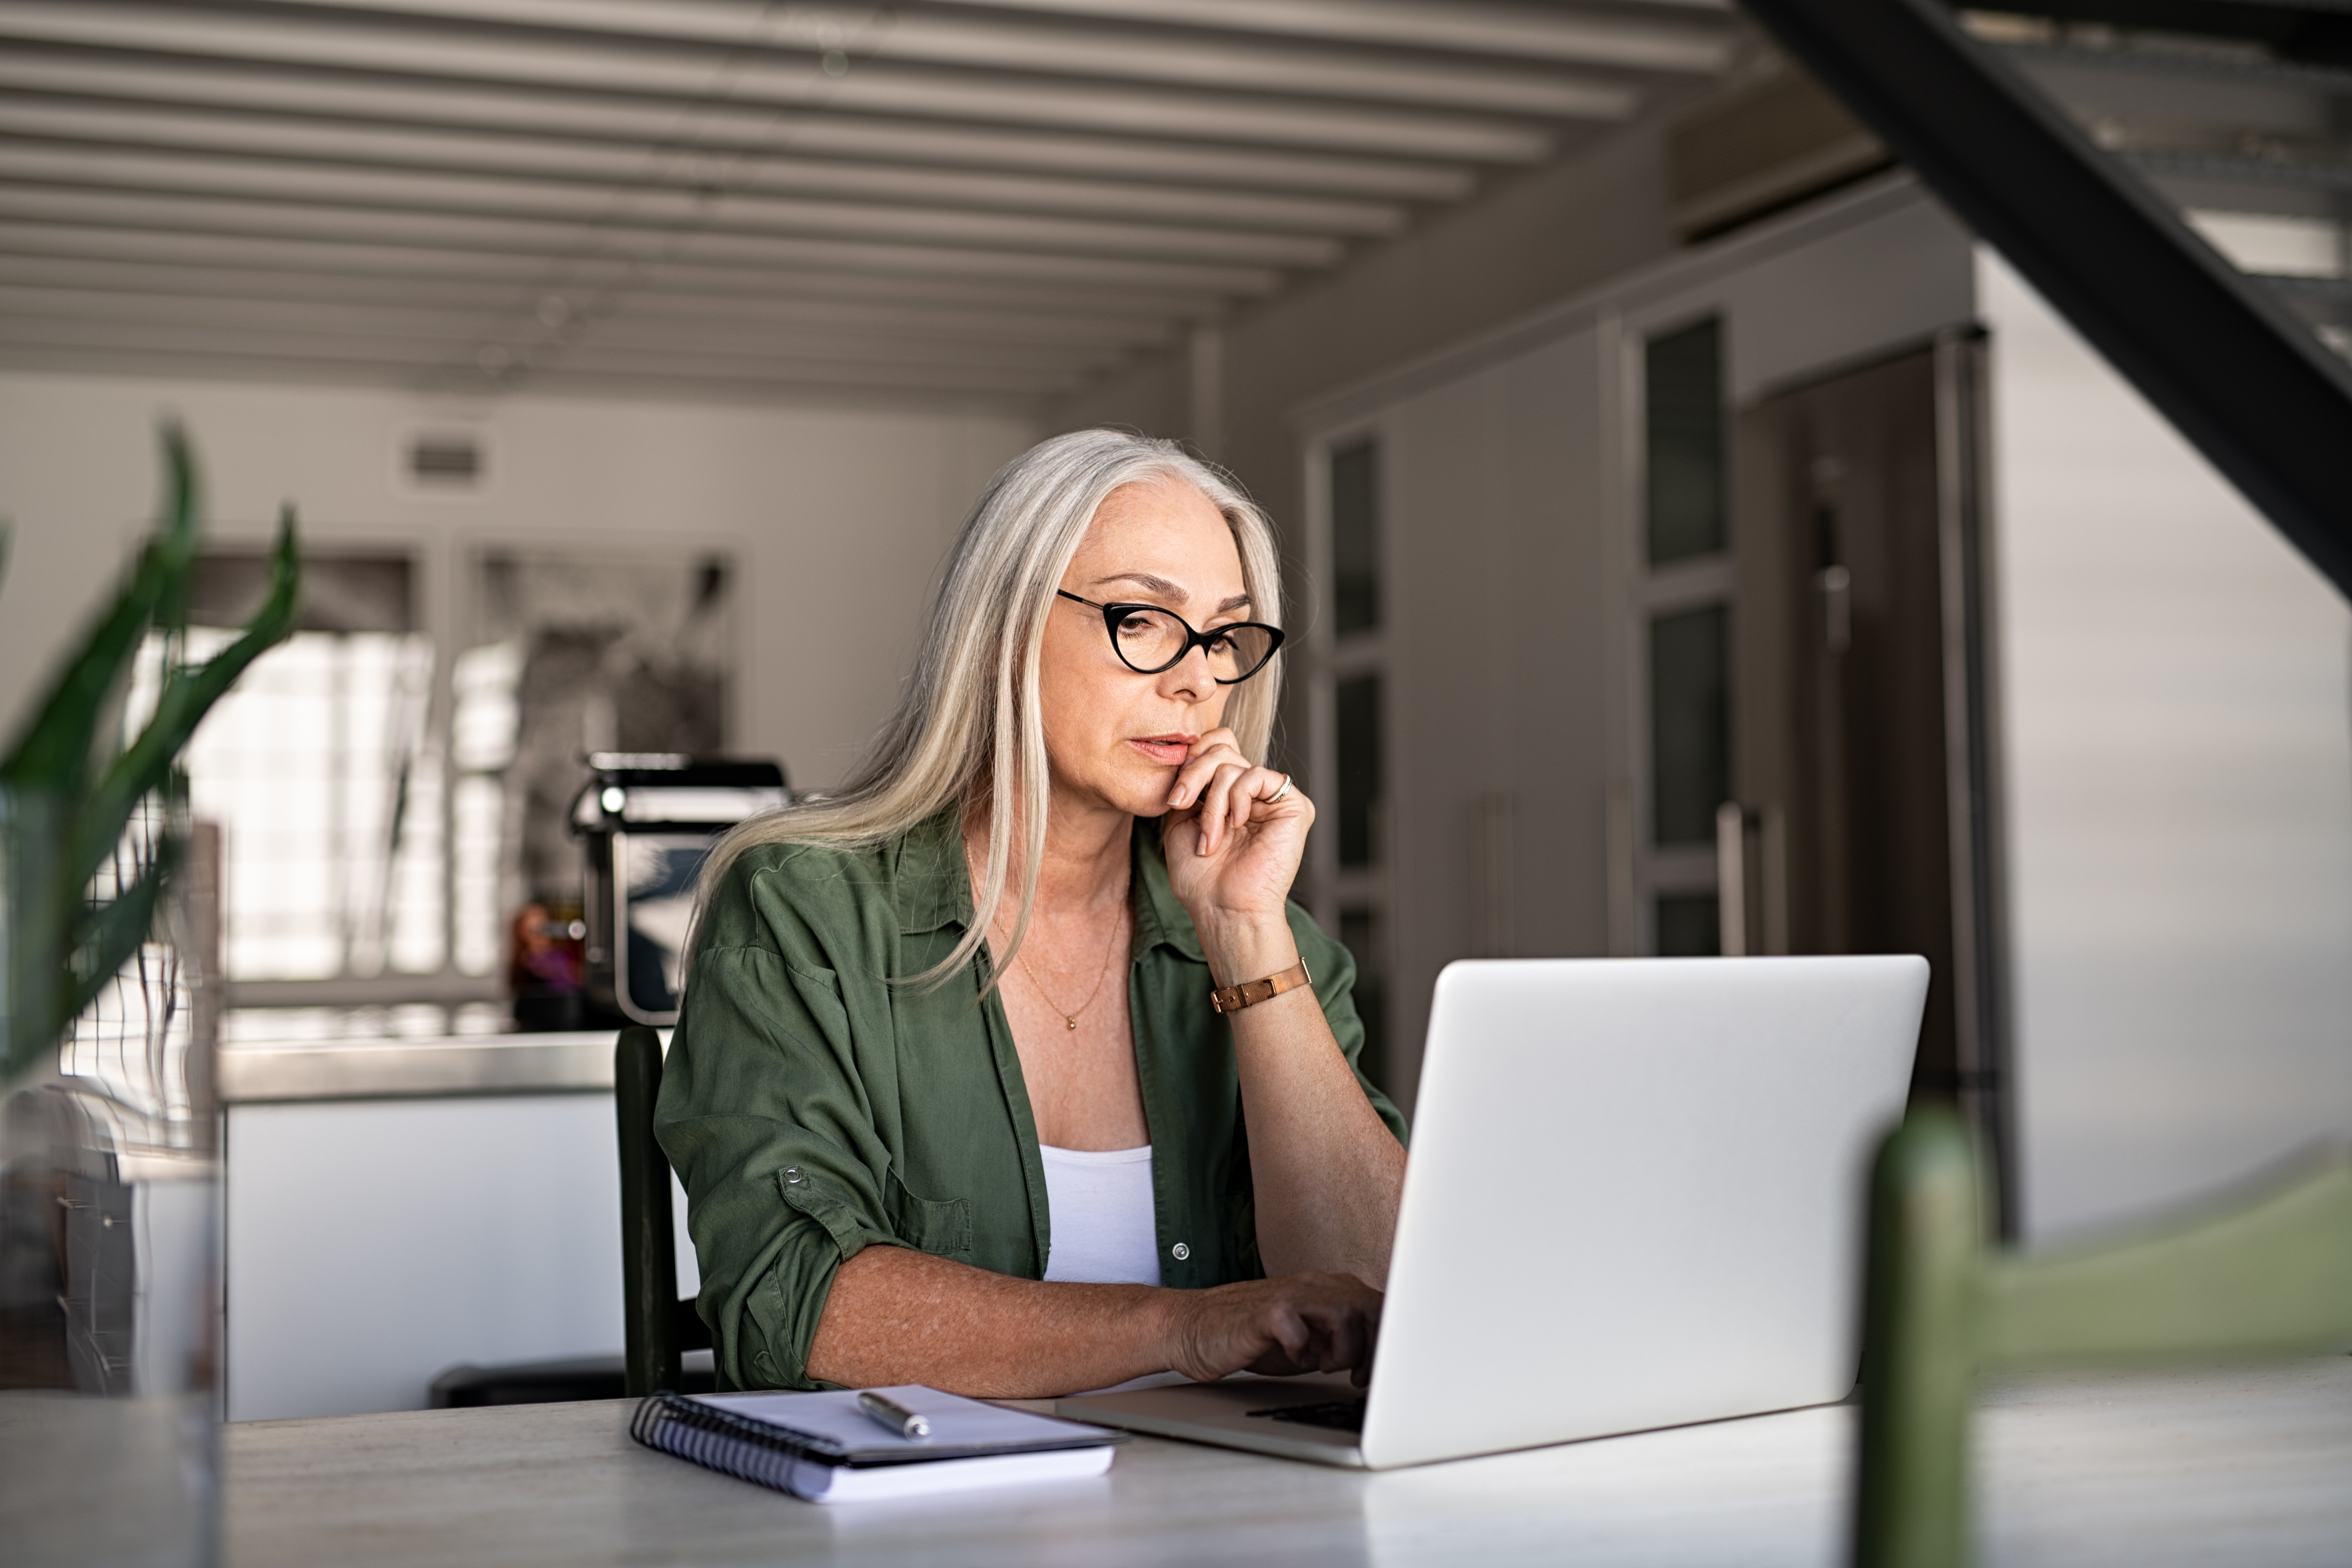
857,1389,931,1440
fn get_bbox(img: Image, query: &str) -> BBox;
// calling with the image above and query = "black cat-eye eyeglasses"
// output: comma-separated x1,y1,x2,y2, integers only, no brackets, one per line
1056,591,1284,684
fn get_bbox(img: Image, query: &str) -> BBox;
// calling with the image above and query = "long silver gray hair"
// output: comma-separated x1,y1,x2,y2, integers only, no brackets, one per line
699,428,1285,988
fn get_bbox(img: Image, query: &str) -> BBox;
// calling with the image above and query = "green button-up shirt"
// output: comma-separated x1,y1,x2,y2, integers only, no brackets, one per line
656,808,1407,1391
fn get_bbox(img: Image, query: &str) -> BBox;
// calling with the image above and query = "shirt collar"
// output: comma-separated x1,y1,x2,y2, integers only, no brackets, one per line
889,806,1203,964
890,809,971,937
1129,816,1204,963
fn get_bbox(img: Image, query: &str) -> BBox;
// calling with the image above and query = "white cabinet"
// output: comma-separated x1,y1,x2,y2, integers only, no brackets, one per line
223,1038,697,1423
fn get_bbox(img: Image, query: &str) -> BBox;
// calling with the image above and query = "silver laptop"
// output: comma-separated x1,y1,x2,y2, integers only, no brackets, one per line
1058,955,1928,1469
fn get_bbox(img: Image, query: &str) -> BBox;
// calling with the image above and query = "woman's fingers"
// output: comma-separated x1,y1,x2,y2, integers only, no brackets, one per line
1228,767,1263,839
1293,1286,1372,1378
1167,1272,1380,1383
1195,763,1305,856
1194,761,1250,855
1266,1302,1312,1365
1167,726,1245,809
1166,726,1315,857
1310,1297,1368,1380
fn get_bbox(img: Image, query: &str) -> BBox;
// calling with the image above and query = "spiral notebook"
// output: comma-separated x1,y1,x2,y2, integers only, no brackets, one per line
630,1385,1126,1503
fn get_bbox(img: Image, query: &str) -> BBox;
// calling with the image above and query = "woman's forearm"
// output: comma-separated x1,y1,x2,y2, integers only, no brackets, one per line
806,1246,1175,1397
803,1244,1385,1398
1200,917,1408,1286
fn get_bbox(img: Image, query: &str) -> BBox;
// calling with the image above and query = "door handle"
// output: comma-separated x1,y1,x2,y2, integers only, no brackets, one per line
1716,803,1789,957
1816,564,1852,654
1716,803,1750,958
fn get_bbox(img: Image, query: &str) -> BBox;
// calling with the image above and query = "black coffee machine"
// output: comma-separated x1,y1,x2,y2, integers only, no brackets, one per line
568,754,789,1027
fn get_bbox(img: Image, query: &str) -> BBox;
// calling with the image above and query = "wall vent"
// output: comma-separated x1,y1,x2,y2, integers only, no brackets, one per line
407,432,484,487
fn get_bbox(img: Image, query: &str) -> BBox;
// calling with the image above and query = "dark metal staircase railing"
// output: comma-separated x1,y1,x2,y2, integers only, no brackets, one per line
1736,0,2352,600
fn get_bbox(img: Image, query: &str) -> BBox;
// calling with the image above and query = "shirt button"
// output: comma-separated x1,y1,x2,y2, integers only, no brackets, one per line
1170,1242,1190,1261
783,1168,804,1185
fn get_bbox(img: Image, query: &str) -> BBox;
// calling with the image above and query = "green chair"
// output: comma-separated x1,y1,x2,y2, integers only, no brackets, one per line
615,1025,714,1397
1854,1105,2352,1568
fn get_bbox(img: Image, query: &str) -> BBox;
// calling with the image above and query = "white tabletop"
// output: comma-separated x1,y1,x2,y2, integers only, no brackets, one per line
224,1358,2352,1566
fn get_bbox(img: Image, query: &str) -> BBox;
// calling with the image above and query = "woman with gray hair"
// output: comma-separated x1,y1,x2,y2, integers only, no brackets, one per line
658,428,1405,1398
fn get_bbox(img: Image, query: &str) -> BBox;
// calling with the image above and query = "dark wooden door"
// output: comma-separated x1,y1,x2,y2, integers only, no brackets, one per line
1730,337,2010,1211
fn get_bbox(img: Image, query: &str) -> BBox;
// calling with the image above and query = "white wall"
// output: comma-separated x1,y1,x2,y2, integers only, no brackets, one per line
0,372,1033,787
1983,255,2352,1242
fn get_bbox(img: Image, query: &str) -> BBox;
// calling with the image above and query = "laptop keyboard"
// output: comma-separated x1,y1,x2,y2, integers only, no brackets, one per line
1246,1397,1367,1432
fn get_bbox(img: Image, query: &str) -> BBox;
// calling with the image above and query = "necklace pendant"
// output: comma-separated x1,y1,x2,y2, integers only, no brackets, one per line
1065,1016,1078,1031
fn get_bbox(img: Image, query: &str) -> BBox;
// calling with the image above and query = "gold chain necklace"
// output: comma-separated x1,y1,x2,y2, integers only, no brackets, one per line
1015,906,1125,1031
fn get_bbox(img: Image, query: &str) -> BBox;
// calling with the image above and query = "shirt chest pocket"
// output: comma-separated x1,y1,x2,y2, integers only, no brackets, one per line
884,1168,973,1263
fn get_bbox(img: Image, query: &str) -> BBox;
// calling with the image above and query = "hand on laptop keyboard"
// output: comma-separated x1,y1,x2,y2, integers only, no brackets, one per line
1162,1270,1382,1387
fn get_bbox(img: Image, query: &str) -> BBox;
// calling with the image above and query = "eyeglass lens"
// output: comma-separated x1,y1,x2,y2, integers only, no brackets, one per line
1110,607,1277,681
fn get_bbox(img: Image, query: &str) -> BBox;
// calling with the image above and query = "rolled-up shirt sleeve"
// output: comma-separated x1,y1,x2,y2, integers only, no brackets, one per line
655,860,898,1391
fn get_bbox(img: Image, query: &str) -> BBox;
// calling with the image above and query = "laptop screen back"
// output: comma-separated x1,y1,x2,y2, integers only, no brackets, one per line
1361,956,1927,1468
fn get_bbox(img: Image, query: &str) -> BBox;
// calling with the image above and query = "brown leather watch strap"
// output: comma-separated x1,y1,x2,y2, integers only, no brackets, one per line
1208,958,1312,1015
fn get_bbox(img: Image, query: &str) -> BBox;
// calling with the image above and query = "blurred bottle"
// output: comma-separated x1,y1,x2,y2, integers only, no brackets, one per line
507,898,587,1032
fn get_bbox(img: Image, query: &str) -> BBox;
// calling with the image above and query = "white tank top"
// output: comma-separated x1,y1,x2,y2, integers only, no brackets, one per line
1038,1143,1161,1286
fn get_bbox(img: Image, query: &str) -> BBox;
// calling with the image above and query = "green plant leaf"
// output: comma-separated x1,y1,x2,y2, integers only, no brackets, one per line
72,507,298,894
3,428,297,1086
1,786,70,1081
0,425,201,792
54,836,182,1043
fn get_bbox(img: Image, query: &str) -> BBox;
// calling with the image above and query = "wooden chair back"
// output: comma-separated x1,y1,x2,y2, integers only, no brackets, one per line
1854,1105,2352,1566
615,1026,711,1397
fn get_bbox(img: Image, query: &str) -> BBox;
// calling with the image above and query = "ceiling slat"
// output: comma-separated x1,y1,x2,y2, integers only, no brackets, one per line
923,0,1737,65
264,0,1676,113
0,142,1355,267
0,100,1403,236
0,53,1483,199
0,261,1178,348
0,222,1232,317
0,0,1751,403
0,10,1581,158
0,328,1083,397
0,185,1291,293
0,100,1409,237
0,284,1144,371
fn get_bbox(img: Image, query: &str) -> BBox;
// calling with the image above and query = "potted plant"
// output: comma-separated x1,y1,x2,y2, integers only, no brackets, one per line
0,427,297,1566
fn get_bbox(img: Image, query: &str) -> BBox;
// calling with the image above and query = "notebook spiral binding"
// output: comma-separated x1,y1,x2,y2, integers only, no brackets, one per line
629,1392,842,1494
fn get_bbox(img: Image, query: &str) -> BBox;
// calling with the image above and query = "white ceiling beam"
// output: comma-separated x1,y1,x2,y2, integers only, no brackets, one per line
0,142,1352,267
0,292,1140,379
0,258,1177,348
0,328,1084,399
178,0,1678,109
538,343,1089,391
0,300,1107,381
0,98,1409,237
801,8,1649,112
0,347,1070,416
564,322,1108,372
0,185,1290,295
0,221,1233,318
0,283,1127,371
0,9,1578,158
921,0,1738,63
0,55,1479,199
